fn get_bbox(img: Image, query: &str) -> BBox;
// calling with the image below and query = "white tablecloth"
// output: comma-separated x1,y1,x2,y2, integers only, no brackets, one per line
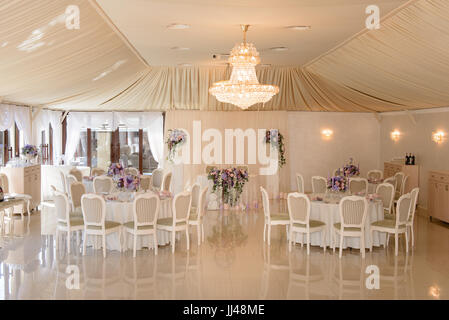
293,200,386,249
87,197,173,251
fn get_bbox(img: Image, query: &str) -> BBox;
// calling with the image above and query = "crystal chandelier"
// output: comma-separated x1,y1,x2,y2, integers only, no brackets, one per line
209,25,279,110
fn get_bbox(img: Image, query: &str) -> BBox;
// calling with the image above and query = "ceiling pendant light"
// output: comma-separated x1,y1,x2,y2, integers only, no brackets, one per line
209,25,279,110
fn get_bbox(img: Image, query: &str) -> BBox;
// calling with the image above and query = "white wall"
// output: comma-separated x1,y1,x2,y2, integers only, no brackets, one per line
288,112,381,192
380,109,449,208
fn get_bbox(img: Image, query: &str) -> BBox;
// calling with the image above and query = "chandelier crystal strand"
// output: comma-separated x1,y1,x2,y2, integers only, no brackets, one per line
209,25,279,110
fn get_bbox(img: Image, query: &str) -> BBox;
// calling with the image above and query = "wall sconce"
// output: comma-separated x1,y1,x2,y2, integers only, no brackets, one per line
432,131,445,144
391,130,401,142
321,129,333,140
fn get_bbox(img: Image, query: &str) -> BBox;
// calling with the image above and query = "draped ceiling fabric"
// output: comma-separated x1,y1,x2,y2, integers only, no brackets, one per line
0,0,448,112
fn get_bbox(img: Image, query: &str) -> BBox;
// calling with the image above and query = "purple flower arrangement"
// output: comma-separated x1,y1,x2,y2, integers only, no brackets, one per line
166,129,187,161
208,167,249,207
108,163,124,177
265,129,286,168
124,174,140,191
327,175,348,192
21,144,38,157
342,158,360,177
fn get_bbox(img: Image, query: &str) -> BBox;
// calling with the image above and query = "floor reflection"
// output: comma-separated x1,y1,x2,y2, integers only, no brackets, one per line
0,207,447,300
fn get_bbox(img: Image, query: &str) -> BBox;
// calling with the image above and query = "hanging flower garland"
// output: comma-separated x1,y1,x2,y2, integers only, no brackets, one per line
265,129,286,168
166,129,187,162
207,167,249,207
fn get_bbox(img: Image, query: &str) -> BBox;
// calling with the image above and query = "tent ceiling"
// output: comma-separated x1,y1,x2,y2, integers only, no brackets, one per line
96,0,407,66
0,0,448,112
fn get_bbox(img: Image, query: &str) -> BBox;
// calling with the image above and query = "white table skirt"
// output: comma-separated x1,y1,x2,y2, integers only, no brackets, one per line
292,200,386,249
86,198,173,251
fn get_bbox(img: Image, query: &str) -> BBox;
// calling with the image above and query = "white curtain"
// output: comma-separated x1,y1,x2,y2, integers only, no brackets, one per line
65,112,114,163
32,110,63,162
13,106,32,145
0,104,14,131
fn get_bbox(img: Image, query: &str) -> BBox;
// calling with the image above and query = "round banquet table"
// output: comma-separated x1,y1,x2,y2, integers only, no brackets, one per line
86,196,174,251
292,197,386,249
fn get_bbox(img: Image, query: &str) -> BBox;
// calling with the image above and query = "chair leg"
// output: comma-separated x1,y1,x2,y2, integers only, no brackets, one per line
333,230,336,253
201,224,205,242
133,233,137,258
361,233,365,258
186,228,190,251
306,232,310,255
339,234,343,258
197,225,201,246
370,230,374,252
153,233,158,255
102,234,106,258
267,225,271,246
411,225,415,248
394,233,398,256
386,233,390,247
171,231,176,253
67,230,71,254
322,230,326,253
83,231,87,256
405,231,409,253
288,228,293,252
263,224,266,242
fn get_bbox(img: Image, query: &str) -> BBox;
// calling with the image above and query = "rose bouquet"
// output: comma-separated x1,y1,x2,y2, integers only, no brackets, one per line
124,174,140,191
327,176,348,192
21,144,38,157
342,158,360,177
166,129,187,162
108,163,124,177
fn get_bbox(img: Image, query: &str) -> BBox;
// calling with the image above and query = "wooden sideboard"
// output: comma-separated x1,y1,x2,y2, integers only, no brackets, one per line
384,161,419,193
428,171,449,223
1,164,41,211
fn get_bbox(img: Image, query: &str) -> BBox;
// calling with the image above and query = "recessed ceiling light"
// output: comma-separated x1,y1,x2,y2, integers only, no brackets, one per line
286,25,311,31
171,46,190,51
167,23,190,30
269,47,289,52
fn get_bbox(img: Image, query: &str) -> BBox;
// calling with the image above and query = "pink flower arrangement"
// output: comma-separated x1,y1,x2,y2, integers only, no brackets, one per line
108,163,124,177
327,175,348,192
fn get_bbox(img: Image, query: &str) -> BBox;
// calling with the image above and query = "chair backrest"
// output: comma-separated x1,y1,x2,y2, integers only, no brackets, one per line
70,182,86,210
0,173,9,193
93,176,113,194
401,175,409,195
367,170,383,181
125,167,139,176
384,177,397,191
66,174,78,197
91,168,105,177
53,191,71,224
151,168,164,190
396,193,411,227
81,194,106,227
376,183,395,212
69,168,83,182
133,193,160,227
296,173,304,193
162,172,172,192
140,175,152,191
311,176,327,194
59,170,67,194
287,192,310,225
260,186,271,221
190,183,201,208
408,188,420,222
349,178,368,196
339,196,368,229
197,187,208,220
394,172,405,194
173,191,192,224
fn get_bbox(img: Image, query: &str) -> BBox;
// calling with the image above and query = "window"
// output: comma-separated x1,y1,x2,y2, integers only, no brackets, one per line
74,129,88,167
91,129,112,169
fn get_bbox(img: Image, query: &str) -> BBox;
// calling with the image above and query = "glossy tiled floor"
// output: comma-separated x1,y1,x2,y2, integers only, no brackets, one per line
0,203,448,300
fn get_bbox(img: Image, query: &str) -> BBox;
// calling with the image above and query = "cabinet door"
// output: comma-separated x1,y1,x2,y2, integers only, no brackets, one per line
435,183,444,221
428,181,435,216
443,183,449,223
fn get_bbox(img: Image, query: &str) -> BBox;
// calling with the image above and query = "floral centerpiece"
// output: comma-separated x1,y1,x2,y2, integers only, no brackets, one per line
166,129,187,162
124,174,140,192
21,144,38,161
208,167,249,207
107,163,124,177
342,158,360,177
327,176,348,192
265,129,286,168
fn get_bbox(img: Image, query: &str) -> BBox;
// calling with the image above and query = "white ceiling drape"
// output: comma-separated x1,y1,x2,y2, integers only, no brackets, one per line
0,104,32,145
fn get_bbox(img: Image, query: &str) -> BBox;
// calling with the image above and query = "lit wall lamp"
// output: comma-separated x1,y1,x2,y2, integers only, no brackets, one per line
391,130,401,142
321,129,333,140
432,131,445,144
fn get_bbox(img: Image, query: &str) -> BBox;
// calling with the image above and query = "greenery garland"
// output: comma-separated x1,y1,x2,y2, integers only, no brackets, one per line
265,129,286,168
207,167,249,207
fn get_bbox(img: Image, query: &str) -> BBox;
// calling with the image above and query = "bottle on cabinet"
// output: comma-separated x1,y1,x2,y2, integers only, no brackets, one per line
405,153,416,165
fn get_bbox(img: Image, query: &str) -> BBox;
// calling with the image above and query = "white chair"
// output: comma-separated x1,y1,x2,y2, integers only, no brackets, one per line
311,176,327,194
66,174,78,199
161,172,172,192
393,172,406,199
93,176,113,194
349,177,369,196
157,191,192,253
296,173,304,193
151,168,164,191
140,175,152,192
376,183,395,217
190,183,201,215
287,193,326,255
91,168,105,177
60,170,68,195
384,177,397,191
124,193,160,257
333,196,368,258
370,193,411,256
125,167,139,176
81,194,122,257
0,173,32,231
260,186,289,246
69,168,83,182
69,182,86,217
54,191,84,254
406,188,419,247
367,170,383,181
189,187,208,245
